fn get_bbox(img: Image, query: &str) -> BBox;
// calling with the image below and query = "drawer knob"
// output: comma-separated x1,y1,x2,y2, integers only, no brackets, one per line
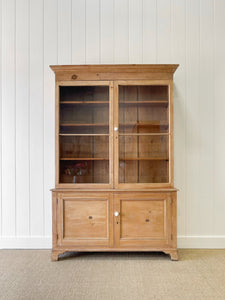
114,211,119,217
71,74,77,80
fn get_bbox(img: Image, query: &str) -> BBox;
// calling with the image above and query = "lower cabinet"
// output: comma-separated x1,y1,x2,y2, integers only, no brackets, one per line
52,191,177,261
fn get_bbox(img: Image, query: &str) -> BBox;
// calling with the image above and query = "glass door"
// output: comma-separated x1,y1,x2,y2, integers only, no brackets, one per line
115,81,172,188
57,81,113,188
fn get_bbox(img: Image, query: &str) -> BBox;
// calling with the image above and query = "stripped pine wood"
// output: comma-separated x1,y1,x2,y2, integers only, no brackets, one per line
51,65,178,261
1,0,225,251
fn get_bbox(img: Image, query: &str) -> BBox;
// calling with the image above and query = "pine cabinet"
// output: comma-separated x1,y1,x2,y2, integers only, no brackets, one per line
51,65,179,261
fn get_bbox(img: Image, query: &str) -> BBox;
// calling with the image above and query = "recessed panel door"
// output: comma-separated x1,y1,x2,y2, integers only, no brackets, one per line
57,193,113,247
114,193,172,248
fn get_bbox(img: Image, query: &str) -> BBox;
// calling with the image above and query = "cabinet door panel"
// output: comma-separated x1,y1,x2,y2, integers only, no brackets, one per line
114,193,172,247
57,193,113,247
56,81,114,188
114,80,173,189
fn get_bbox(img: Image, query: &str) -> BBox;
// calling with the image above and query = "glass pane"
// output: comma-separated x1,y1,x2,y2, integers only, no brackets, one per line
119,85,169,134
59,85,110,184
60,86,109,102
60,136,109,159
119,135,169,183
60,86,109,134
119,135,169,159
60,160,109,184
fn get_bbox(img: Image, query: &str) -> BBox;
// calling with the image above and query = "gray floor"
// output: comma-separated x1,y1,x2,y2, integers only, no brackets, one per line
0,250,225,299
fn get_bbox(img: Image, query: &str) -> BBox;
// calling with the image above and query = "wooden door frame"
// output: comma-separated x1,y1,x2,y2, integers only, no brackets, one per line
113,80,174,189
55,80,114,189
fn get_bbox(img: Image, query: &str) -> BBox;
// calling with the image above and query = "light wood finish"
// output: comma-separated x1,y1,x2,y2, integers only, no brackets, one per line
60,158,109,161
52,192,57,250
59,133,109,136
60,123,109,127
51,65,179,261
57,193,112,247
57,80,113,188
60,101,109,104
51,188,179,192
116,80,171,188
50,64,178,81
55,83,60,186
120,101,168,104
109,81,114,189
114,193,172,248
51,190,177,261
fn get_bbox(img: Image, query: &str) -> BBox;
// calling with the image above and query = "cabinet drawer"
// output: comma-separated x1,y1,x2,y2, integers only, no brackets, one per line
57,193,113,247
114,193,172,247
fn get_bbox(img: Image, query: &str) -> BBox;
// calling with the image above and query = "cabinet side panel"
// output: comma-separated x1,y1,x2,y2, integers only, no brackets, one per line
55,83,59,186
171,192,177,249
169,81,174,186
52,192,57,249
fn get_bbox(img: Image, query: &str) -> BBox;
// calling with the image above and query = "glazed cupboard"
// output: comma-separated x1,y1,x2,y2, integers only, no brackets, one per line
50,65,179,261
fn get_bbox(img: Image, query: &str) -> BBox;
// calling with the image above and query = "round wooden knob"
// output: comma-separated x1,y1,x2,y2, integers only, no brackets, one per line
71,74,77,80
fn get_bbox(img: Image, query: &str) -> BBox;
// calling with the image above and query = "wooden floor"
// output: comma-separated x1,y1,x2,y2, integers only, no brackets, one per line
0,249,225,299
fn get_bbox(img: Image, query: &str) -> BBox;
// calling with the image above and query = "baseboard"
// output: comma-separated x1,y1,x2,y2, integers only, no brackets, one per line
0,236,225,249
178,235,225,248
0,237,52,249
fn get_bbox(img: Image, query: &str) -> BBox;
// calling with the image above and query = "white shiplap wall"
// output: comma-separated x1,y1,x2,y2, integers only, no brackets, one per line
1,0,225,248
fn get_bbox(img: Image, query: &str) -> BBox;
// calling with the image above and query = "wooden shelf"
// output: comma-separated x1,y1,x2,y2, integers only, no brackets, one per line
120,100,168,105
59,133,109,136
60,123,109,127
60,101,109,104
120,121,168,127
120,157,169,161
119,133,169,136
60,158,109,161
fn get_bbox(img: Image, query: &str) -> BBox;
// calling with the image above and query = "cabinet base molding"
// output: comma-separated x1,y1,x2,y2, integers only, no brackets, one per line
51,248,178,261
